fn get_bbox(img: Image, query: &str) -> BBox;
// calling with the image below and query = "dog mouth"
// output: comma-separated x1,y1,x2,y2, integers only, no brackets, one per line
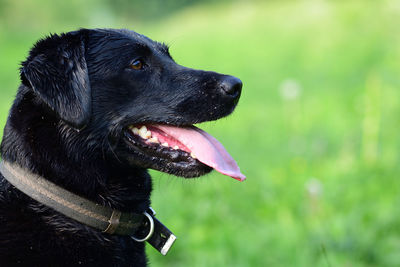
123,124,245,181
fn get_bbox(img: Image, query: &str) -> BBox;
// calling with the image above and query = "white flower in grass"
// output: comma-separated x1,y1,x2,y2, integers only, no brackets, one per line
279,79,302,100
305,177,323,197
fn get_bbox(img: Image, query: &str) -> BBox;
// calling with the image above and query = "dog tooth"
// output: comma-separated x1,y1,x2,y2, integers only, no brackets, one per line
190,152,197,159
148,136,159,143
139,132,148,139
145,130,152,139
131,127,139,135
173,145,179,150
162,142,169,147
139,125,147,132
139,126,149,139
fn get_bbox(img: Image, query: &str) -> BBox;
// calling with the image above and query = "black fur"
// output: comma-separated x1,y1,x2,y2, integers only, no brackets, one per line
0,29,242,266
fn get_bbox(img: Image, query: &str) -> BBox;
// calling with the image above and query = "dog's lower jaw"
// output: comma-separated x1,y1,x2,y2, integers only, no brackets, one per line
117,136,213,179
157,162,213,178
124,151,213,179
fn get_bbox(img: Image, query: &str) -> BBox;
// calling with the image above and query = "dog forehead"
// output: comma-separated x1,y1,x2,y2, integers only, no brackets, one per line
93,29,168,55
114,29,152,43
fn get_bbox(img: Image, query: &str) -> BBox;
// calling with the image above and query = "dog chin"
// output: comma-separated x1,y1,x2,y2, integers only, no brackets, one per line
117,135,213,179
158,163,213,178
127,155,213,179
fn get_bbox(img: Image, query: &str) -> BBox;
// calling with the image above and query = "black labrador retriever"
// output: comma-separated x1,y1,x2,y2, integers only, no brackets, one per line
0,28,244,266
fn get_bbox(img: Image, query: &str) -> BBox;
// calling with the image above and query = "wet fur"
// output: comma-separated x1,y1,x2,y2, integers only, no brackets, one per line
0,29,241,266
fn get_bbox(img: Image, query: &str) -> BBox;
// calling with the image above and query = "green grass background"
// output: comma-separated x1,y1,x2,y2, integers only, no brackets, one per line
1,0,400,266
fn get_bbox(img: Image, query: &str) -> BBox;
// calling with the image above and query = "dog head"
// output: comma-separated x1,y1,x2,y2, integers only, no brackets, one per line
20,29,245,180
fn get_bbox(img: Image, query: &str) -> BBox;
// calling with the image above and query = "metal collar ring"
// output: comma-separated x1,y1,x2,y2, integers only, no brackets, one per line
130,211,154,242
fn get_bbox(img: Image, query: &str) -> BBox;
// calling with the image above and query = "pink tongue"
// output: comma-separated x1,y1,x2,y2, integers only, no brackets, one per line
155,125,246,181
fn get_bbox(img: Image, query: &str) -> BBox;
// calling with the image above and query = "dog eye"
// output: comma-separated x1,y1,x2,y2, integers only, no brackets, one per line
130,59,144,70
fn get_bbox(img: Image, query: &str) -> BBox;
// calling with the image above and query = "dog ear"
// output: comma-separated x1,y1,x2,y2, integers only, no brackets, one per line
20,30,91,130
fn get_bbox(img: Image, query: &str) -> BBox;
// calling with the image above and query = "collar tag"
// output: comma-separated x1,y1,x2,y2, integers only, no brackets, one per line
145,213,177,255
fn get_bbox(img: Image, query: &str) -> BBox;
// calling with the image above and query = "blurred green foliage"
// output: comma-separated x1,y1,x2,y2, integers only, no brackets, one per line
1,0,400,266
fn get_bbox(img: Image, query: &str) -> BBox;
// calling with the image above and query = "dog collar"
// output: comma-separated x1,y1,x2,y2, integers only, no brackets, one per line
0,161,176,255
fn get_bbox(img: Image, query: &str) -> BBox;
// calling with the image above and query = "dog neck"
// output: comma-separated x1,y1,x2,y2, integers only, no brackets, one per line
0,160,176,255
0,86,152,213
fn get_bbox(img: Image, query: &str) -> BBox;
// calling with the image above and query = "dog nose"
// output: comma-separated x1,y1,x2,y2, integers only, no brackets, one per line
219,76,243,98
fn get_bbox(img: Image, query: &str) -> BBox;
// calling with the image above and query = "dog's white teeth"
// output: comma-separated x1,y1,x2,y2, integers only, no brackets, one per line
162,142,169,147
139,125,147,134
190,152,197,159
173,145,179,150
139,131,148,139
148,136,159,143
145,131,152,139
138,126,151,139
131,127,139,135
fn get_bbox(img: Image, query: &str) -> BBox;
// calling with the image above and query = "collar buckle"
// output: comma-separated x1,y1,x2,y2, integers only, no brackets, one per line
103,210,122,234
